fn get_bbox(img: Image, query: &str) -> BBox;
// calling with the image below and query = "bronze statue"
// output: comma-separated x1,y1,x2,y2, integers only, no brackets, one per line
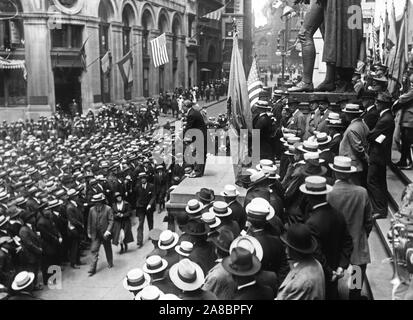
289,0,364,93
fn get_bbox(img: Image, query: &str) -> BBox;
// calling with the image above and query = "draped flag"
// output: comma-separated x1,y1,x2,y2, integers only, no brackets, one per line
150,33,169,68
247,57,264,108
117,50,133,85
388,0,409,95
79,38,88,71
202,8,223,20
228,35,253,133
101,51,112,75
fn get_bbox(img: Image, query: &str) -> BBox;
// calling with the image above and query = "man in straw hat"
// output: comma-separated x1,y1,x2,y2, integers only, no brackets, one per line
169,258,217,300
300,176,353,300
245,198,289,285
222,247,274,300
327,156,373,300
87,193,114,276
277,223,325,300
339,103,370,187
123,268,150,299
142,255,179,295
157,230,179,269
221,185,246,230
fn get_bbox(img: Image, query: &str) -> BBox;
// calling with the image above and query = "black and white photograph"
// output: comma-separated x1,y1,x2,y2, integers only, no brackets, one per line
0,0,413,305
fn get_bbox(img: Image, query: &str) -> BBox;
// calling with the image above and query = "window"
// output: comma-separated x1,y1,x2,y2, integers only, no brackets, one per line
52,24,84,49
143,67,149,97
143,30,149,56
173,36,178,59
225,23,234,38
123,27,131,54
226,0,235,13
0,19,24,50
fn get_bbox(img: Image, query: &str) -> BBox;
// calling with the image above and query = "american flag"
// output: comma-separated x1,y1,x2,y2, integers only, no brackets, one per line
247,57,264,108
202,8,223,20
150,33,169,68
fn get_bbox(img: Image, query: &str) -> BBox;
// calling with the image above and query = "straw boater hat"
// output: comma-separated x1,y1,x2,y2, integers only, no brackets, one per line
309,132,332,146
142,255,168,274
185,199,204,216
0,215,10,228
343,103,363,114
169,259,205,292
46,199,64,210
230,235,264,261
11,271,35,291
135,285,164,301
281,223,318,255
246,197,275,221
158,230,179,250
256,159,274,171
280,133,295,144
209,201,232,218
299,176,333,195
201,212,221,229
326,112,345,128
220,185,240,198
91,193,106,203
329,156,357,174
175,241,194,257
222,247,261,277
249,170,268,186
262,165,280,180
123,268,151,292
297,140,321,154
298,152,326,166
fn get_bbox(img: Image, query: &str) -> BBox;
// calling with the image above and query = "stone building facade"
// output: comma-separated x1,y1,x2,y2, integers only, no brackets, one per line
0,0,223,121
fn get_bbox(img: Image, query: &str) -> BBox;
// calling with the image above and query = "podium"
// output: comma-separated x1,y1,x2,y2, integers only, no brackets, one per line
166,156,248,223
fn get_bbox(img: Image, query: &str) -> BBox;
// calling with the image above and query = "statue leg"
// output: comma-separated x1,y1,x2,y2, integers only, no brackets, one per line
315,63,337,92
288,0,324,93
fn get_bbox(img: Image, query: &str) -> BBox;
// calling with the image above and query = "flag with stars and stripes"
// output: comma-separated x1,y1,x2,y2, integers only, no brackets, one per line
150,33,169,68
202,8,223,20
247,57,264,108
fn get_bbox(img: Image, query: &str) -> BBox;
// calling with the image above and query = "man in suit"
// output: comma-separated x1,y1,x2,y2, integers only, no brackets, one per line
327,156,373,300
182,100,208,178
283,98,307,140
277,224,325,300
222,247,274,300
362,100,379,130
203,229,237,300
134,173,156,247
252,100,274,160
305,98,331,140
339,104,370,187
87,193,114,276
66,189,84,269
18,211,43,290
221,185,247,230
245,199,290,286
301,176,353,300
367,93,395,219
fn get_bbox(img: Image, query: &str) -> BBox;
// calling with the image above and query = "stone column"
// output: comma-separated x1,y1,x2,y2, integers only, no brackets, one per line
165,32,174,91
24,16,54,119
110,22,124,103
149,30,160,96
132,26,144,99
177,35,186,88
82,20,101,111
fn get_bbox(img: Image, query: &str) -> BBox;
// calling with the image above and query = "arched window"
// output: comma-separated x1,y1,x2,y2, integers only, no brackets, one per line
0,0,24,50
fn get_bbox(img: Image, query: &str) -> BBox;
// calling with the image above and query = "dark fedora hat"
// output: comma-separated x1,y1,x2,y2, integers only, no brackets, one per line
280,223,317,254
222,247,261,277
196,188,215,203
209,229,235,253
183,220,210,236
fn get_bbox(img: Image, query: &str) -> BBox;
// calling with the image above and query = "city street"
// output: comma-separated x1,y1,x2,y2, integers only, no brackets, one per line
35,99,228,300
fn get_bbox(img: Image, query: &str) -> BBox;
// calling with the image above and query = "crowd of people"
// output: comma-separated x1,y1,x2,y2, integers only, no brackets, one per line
0,60,412,300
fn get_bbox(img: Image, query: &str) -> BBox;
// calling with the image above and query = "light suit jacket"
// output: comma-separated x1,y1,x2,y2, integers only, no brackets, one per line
277,258,325,300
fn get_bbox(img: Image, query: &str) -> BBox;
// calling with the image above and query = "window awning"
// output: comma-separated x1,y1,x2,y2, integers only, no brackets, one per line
0,57,27,80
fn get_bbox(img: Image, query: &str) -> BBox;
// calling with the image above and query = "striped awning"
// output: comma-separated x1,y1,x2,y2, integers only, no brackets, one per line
0,57,27,79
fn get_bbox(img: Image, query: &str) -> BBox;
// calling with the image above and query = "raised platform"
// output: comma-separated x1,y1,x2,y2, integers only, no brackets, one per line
167,156,247,212
288,91,358,104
